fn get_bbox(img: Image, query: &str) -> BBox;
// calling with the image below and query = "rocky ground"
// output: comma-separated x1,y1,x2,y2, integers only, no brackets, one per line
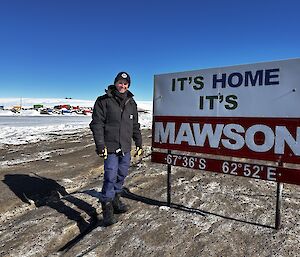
0,129,300,257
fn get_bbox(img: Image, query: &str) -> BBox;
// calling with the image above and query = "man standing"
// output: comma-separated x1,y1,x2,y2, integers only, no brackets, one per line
90,72,143,226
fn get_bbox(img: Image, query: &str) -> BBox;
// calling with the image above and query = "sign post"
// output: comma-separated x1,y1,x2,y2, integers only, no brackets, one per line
152,58,300,229
275,182,283,230
167,150,172,207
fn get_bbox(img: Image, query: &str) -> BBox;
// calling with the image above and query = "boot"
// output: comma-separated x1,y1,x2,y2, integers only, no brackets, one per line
112,193,129,214
101,201,117,226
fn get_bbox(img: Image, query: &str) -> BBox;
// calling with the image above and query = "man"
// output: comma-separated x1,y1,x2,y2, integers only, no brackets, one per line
90,71,143,226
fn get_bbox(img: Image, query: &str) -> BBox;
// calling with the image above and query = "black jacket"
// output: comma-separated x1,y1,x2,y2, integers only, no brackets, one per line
90,85,142,154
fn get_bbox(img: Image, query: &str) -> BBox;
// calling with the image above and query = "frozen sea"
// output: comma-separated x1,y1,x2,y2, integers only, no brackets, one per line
0,115,91,127
0,98,152,145
0,112,152,146
0,115,92,145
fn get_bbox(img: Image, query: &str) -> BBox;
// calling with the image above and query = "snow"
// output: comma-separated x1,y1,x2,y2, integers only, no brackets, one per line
0,98,152,146
0,116,92,145
135,101,153,112
1,110,42,116
0,150,54,167
0,110,15,116
159,206,171,211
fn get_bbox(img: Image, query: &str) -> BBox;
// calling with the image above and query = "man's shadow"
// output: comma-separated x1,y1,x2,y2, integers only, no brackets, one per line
3,173,97,233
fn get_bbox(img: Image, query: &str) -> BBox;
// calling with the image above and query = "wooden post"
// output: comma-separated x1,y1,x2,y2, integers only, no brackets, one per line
167,150,172,207
275,182,283,230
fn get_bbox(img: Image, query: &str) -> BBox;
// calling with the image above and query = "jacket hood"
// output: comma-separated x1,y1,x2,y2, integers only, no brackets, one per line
105,85,134,98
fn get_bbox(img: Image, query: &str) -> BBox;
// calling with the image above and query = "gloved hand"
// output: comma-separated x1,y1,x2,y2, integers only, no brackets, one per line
97,146,108,160
134,146,143,157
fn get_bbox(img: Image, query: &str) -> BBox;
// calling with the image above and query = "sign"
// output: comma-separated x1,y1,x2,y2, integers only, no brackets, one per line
152,58,300,164
151,151,300,186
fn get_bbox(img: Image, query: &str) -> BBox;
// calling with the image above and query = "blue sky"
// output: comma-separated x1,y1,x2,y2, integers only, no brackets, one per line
0,0,299,101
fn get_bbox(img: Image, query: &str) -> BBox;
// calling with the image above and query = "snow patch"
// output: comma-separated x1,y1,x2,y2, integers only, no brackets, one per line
0,98,152,145
0,151,53,167
159,206,170,211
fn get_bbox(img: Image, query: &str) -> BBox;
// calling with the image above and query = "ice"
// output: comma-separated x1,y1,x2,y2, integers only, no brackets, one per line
0,98,153,146
0,116,92,145
138,112,152,129
136,101,153,112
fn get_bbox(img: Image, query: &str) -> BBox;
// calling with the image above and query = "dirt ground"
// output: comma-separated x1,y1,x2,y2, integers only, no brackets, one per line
0,128,300,257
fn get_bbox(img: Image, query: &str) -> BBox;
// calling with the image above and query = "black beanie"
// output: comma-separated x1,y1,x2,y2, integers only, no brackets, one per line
114,72,131,87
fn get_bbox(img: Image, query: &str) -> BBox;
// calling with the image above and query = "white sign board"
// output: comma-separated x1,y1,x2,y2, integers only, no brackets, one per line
154,58,300,117
152,58,300,164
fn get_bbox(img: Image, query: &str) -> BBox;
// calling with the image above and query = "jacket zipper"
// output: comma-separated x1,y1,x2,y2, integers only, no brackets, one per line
121,98,131,115
119,98,132,150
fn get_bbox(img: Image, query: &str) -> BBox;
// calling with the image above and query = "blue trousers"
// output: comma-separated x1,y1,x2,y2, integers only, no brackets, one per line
100,152,131,203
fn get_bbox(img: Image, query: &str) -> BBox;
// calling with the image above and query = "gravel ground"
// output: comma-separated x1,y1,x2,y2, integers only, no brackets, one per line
0,128,300,257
